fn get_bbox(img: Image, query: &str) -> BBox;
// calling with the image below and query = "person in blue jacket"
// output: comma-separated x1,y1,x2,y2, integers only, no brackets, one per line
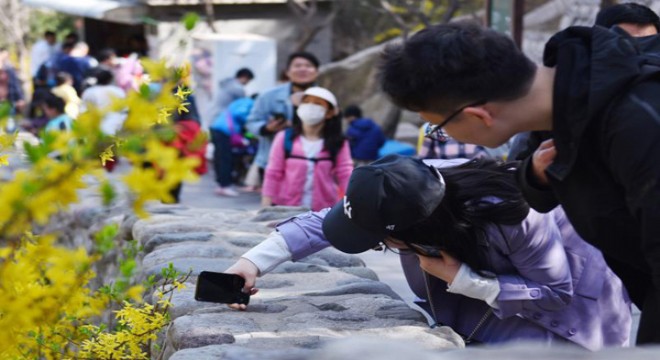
210,97,255,197
343,104,386,167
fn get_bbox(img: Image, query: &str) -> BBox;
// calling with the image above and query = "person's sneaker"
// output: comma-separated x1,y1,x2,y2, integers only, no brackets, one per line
215,186,240,197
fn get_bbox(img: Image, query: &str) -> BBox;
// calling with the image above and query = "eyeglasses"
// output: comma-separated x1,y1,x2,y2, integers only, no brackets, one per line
372,241,444,258
424,99,487,141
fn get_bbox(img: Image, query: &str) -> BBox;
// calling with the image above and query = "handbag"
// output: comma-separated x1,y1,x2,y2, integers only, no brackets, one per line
226,112,246,148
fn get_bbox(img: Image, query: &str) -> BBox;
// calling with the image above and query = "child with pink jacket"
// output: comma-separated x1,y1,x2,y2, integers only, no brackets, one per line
262,87,353,211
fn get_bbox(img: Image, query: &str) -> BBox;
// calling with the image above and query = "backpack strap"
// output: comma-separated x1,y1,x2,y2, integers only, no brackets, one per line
284,127,294,159
283,128,334,163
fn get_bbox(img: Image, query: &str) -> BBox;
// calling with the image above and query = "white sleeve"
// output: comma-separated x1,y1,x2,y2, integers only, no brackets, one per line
447,263,500,309
241,231,293,276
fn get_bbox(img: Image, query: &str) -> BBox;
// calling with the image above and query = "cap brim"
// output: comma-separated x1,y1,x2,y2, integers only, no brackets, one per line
322,200,386,254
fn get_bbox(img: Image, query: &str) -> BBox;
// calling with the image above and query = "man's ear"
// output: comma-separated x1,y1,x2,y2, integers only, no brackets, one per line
463,106,494,127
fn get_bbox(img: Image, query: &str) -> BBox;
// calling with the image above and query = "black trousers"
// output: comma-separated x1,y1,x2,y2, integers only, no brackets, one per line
210,129,234,187
604,255,660,344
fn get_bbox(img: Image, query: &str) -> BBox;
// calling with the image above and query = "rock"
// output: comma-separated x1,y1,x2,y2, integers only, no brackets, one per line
339,267,379,281
169,345,313,360
250,206,310,222
318,42,401,136
143,232,214,253
302,248,365,268
133,219,217,247
143,258,235,280
375,304,426,322
256,278,294,289
168,314,260,350
304,280,400,300
269,262,329,274
119,214,139,240
225,234,266,248
142,243,233,269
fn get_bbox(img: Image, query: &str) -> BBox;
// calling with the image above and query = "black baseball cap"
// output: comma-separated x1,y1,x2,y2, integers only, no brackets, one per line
322,154,446,254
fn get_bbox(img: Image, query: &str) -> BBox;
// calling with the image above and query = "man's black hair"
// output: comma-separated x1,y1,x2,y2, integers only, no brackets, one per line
65,32,79,42
96,68,114,86
97,48,116,63
236,68,254,80
596,3,660,31
343,104,363,118
379,22,536,114
286,51,320,69
44,31,56,37
44,93,66,113
61,41,75,52
55,72,72,86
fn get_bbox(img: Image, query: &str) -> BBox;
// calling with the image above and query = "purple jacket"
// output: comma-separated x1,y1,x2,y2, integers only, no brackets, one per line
275,207,631,350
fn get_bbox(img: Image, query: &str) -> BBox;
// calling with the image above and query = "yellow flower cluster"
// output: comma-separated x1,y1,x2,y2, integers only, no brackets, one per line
80,302,169,359
0,234,108,359
0,58,197,358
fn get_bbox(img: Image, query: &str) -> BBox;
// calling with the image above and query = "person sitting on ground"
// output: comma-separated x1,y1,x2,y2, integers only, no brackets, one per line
343,104,386,167
261,87,353,211
225,155,631,350
42,93,73,133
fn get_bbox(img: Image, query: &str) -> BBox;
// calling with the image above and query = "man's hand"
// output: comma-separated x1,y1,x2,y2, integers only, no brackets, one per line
531,139,556,186
417,250,462,284
264,117,289,133
224,258,260,310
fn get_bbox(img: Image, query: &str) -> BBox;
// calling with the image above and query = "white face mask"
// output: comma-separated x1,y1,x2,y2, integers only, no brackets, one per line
297,103,327,126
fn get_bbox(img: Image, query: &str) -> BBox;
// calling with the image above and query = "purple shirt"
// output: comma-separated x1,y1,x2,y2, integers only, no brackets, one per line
276,207,631,350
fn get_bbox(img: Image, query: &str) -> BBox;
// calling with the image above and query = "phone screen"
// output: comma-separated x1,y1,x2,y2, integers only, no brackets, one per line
194,271,250,304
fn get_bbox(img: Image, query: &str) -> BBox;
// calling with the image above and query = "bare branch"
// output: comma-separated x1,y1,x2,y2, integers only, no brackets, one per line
287,0,307,18
203,0,219,33
379,0,410,39
440,0,461,24
289,0,349,51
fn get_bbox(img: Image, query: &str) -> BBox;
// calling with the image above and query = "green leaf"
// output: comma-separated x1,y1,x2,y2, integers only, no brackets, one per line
0,102,11,119
100,181,117,207
94,224,118,255
139,83,152,99
120,259,136,278
182,12,200,31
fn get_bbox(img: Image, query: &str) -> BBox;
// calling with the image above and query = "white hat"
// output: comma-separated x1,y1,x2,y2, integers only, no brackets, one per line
303,87,338,108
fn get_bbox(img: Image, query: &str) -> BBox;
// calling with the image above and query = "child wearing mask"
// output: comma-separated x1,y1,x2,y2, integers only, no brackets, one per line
261,87,353,211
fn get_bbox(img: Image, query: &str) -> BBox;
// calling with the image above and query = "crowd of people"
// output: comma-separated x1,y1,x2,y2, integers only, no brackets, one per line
2,30,148,140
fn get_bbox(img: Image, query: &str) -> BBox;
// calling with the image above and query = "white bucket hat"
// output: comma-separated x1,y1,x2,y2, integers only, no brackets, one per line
302,86,338,108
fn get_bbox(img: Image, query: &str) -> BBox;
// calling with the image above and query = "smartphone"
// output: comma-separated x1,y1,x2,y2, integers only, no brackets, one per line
272,112,286,123
194,271,250,304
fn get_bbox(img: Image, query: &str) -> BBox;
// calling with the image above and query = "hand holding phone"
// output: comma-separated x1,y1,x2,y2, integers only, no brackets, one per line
194,271,251,305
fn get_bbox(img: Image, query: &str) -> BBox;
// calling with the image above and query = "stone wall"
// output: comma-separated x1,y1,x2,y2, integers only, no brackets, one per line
125,205,464,359
119,204,660,359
